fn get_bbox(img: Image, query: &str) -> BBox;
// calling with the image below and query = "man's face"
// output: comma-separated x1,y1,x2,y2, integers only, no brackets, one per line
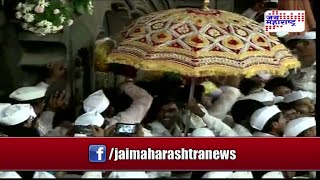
294,40,316,68
157,102,180,129
283,109,299,121
48,61,67,79
304,126,316,137
274,113,288,134
273,86,292,97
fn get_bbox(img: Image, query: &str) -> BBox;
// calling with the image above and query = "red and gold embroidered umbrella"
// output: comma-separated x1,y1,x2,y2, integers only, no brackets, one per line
102,7,300,78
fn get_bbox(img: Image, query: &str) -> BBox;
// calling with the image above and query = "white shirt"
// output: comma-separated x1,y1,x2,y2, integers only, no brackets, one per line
105,83,153,129
233,124,253,136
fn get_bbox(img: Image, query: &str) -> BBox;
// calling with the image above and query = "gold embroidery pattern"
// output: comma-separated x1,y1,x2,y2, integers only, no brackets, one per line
97,8,300,77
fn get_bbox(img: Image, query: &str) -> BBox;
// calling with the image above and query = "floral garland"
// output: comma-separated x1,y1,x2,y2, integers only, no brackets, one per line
15,0,93,36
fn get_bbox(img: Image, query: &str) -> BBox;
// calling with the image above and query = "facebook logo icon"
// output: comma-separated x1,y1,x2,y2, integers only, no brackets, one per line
89,145,106,163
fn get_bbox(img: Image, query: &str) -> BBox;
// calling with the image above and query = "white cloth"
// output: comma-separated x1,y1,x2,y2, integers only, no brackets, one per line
228,171,254,178
83,90,110,114
253,131,275,137
257,71,272,81
200,104,238,137
233,124,252,136
240,91,275,103
148,121,183,137
283,91,309,103
0,103,11,114
75,111,104,127
105,83,153,129
262,171,284,179
9,86,47,101
33,172,56,178
191,127,215,137
276,32,289,38
202,171,234,178
0,171,55,179
37,111,55,136
250,105,281,131
208,86,242,120
108,171,149,178
35,81,49,89
146,171,171,178
141,127,153,137
284,117,316,137
273,96,284,104
0,104,36,126
242,8,258,19
82,171,103,178
285,31,316,42
0,171,22,178
182,113,207,129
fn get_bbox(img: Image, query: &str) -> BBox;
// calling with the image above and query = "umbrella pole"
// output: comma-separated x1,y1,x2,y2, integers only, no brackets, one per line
184,77,196,137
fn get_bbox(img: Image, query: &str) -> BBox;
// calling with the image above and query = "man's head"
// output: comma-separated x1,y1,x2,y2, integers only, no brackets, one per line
46,60,67,81
231,99,265,125
261,112,287,135
250,105,288,135
277,102,300,121
285,32,316,68
9,86,47,115
284,117,316,137
250,0,265,11
264,77,294,96
239,78,264,96
283,91,315,116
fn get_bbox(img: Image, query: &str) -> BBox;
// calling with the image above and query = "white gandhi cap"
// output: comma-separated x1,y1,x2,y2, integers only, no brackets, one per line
284,117,316,137
0,104,37,126
75,111,105,127
83,90,110,113
9,86,47,101
262,171,284,179
283,91,308,103
202,171,234,178
241,91,275,103
250,105,281,131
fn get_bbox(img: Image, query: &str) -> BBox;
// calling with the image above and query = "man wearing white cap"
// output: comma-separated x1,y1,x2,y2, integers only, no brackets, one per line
81,77,153,135
230,100,265,136
250,105,288,137
9,86,47,115
285,31,316,93
0,104,37,128
0,104,40,137
9,86,58,136
284,117,316,137
283,91,315,117
240,90,282,105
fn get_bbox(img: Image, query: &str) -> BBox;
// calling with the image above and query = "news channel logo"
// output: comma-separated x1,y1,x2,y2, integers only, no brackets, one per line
264,10,305,32
89,145,107,163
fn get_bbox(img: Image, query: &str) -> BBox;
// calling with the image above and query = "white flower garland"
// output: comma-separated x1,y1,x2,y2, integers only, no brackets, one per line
16,0,74,35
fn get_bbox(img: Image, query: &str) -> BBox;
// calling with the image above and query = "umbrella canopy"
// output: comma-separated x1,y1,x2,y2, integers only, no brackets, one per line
104,8,300,78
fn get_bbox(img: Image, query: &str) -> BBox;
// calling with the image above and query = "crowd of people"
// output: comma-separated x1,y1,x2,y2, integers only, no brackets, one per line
0,0,317,178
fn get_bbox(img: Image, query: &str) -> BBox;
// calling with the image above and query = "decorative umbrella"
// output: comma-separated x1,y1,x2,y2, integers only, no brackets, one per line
98,0,300,136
